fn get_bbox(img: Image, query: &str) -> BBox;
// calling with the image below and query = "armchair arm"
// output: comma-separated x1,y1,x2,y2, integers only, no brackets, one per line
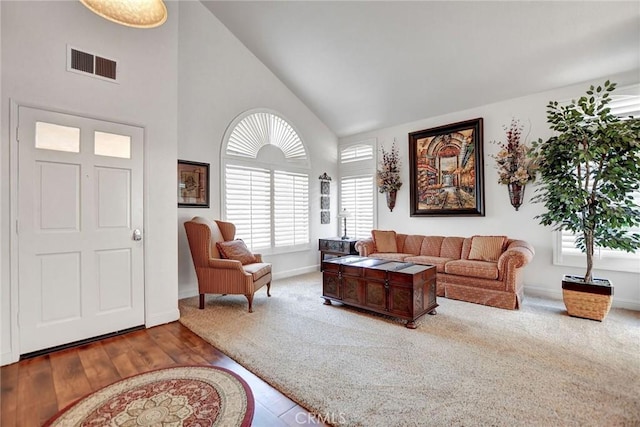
208,258,245,271
355,238,376,256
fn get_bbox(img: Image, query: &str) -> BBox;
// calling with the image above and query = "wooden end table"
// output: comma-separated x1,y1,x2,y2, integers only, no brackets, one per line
318,237,358,263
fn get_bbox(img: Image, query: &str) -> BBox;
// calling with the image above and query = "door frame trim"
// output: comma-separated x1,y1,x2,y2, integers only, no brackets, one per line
5,99,148,365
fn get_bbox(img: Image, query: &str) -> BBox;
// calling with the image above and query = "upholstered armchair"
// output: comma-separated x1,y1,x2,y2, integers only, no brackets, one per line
184,216,272,312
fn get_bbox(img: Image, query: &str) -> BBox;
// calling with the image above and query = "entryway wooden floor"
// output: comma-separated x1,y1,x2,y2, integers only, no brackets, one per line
1,322,327,426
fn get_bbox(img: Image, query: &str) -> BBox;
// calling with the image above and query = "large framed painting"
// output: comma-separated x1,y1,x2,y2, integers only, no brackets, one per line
178,160,210,208
409,118,485,216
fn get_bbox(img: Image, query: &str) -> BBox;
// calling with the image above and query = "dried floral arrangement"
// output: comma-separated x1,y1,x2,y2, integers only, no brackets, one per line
377,142,403,193
491,118,538,185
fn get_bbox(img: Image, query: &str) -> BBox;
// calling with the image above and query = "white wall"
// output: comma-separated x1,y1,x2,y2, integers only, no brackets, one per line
176,2,339,298
340,72,640,310
1,1,179,364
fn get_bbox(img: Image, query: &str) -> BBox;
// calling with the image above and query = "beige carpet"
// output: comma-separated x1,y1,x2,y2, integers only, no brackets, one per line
178,272,640,426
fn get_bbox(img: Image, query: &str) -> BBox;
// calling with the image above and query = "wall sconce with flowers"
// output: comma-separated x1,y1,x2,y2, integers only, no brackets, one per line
490,118,538,210
377,142,402,212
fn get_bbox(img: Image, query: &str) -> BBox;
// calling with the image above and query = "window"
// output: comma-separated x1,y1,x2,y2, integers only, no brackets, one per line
223,110,309,252
339,140,376,239
95,131,131,158
555,84,640,273
35,122,80,153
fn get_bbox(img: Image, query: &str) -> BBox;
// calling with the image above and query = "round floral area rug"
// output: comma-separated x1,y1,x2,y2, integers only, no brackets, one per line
43,365,254,427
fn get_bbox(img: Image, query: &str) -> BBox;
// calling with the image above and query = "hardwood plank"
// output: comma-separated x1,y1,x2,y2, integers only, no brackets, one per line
252,401,290,427
16,357,58,426
100,333,134,359
15,367,41,427
101,332,151,375
107,351,144,379
28,356,58,425
1,362,19,427
125,329,176,370
77,343,122,389
166,322,228,363
147,325,210,365
49,349,93,409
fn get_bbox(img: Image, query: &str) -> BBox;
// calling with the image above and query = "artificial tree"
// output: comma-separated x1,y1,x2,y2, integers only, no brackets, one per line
532,80,640,287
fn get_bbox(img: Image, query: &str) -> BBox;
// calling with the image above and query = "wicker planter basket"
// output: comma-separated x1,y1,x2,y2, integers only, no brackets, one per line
561,275,613,321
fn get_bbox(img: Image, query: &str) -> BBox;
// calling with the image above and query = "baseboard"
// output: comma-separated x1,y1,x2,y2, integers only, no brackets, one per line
145,307,180,328
523,286,563,301
524,285,640,311
179,285,198,300
272,265,318,281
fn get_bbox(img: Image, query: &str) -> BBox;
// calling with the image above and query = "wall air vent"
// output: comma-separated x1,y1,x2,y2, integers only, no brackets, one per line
67,45,119,83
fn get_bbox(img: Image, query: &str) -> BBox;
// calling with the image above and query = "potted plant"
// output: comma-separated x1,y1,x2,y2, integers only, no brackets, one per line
532,81,640,320
377,142,402,211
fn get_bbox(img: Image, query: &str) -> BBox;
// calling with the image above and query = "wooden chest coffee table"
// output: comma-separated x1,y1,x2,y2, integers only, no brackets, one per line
321,256,437,328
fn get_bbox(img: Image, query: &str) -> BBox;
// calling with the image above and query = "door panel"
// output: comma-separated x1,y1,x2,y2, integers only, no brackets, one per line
38,252,82,323
38,161,80,230
96,167,131,228
96,248,132,313
18,106,145,354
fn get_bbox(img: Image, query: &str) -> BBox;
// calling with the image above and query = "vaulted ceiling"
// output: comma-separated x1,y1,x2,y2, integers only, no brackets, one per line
202,1,640,137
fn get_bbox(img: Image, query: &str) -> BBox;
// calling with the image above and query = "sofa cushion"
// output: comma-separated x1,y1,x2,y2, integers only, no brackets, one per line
420,236,445,257
403,235,425,255
216,240,257,265
404,255,454,273
468,235,507,262
370,252,413,262
372,230,398,252
445,259,499,280
440,237,465,259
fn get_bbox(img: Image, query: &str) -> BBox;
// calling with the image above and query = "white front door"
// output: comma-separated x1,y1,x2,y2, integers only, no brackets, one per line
17,106,145,354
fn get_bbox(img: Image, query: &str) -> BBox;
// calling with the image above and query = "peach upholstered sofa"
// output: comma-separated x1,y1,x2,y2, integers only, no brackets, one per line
355,230,535,309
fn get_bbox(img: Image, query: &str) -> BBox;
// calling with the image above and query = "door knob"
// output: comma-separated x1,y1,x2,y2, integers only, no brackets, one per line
133,229,142,241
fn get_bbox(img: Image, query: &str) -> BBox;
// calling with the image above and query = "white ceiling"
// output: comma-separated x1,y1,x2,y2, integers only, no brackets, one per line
201,1,640,137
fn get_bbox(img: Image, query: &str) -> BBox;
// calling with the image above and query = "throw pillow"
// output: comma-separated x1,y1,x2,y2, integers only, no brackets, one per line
216,240,257,265
468,236,507,262
372,230,398,253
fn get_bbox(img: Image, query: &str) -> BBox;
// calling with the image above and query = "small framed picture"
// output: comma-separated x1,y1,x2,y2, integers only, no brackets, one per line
178,160,210,208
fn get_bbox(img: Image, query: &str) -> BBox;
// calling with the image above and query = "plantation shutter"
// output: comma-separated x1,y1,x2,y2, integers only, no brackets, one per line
340,175,375,239
274,171,309,246
339,141,376,239
341,144,374,163
225,165,272,250
560,86,640,261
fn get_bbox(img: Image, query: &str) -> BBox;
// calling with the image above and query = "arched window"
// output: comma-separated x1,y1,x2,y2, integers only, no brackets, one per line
222,110,310,252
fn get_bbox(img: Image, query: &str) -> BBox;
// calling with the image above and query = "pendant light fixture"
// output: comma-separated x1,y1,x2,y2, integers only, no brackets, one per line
80,0,167,29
